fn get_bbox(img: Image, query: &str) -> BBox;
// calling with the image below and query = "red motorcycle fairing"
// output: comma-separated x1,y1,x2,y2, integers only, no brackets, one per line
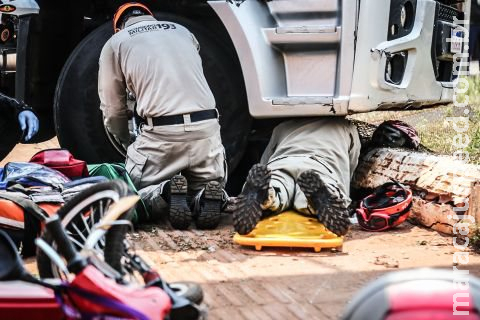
0,280,62,320
69,265,171,320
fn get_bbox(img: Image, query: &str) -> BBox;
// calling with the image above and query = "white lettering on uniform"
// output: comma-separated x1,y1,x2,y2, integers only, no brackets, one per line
128,23,177,36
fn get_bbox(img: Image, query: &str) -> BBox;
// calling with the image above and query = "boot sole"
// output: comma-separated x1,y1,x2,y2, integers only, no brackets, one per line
233,164,270,235
297,170,350,236
196,181,223,230
169,175,192,230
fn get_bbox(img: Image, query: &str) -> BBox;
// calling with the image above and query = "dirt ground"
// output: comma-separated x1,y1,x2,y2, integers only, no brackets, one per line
8,141,480,319
125,221,480,320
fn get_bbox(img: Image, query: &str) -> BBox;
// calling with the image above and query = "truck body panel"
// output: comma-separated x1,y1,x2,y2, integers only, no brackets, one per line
209,0,464,117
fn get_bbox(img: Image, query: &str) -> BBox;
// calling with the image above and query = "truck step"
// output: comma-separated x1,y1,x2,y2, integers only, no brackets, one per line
267,0,338,15
264,26,341,46
271,96,333,105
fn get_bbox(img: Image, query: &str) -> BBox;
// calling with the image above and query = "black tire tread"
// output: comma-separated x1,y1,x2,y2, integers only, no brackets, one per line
104,208,134,274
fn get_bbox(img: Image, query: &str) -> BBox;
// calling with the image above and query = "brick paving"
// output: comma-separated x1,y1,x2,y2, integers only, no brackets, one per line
129,218,480,320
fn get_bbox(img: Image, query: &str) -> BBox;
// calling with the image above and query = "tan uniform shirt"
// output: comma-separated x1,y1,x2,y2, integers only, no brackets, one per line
98,15,216,145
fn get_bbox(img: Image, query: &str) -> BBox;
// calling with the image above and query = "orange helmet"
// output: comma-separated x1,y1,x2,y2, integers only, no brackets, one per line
113,2,153,33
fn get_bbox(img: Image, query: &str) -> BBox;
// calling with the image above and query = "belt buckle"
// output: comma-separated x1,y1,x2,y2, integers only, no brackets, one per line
183,114,192,125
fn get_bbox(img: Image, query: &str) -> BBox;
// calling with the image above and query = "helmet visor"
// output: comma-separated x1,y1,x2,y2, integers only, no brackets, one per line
357,209,391,232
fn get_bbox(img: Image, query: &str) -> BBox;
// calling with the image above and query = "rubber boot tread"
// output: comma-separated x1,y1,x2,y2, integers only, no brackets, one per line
297,170,350,236
169,175,192,230
196,181,223,230
233,164,271,235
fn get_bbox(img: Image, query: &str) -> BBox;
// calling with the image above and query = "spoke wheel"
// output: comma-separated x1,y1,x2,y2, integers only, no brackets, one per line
37,180,130,279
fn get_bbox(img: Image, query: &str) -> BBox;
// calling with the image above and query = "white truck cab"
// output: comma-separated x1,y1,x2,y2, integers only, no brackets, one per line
209,0,466,117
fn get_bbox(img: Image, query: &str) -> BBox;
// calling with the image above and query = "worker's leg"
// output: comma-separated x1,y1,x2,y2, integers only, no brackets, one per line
348,123,362,181
294,122,361,236
185,125,227,229
265,158,297,214
129,120,225,229
137,182,169,221
125,125,190,228
184,127,226,195
125,126,193,190
276,158,340,215
469,25,480,60
232,159,296,235
295,159,351,236
232,163,270,235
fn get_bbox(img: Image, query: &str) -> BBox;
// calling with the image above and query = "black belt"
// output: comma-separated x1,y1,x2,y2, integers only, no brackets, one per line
145,109,218,126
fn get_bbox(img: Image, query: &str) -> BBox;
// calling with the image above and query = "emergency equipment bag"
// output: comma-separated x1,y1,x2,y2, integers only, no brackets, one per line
30,148,89,179
1,162,70,190
0,191,61,257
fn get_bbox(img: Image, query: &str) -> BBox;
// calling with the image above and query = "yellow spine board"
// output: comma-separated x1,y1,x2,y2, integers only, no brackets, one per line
233,211,343,252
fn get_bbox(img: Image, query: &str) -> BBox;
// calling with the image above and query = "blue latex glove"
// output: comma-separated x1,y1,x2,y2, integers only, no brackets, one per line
17,110,39,141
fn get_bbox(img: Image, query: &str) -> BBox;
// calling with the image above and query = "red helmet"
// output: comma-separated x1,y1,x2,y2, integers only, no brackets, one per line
356,181,412,231
113,2,153,33
342,268,480,320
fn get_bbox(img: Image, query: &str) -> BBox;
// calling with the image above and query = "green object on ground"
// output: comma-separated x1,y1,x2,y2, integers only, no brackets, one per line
87,163,149,222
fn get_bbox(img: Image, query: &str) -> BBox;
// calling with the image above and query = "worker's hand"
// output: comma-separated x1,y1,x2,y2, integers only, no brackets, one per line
18,110,39,141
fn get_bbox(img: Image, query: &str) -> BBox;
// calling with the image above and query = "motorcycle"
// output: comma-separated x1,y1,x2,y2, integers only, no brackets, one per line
0,193,204,319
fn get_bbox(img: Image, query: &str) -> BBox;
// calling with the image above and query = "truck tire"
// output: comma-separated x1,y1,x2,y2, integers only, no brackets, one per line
54,15,251,169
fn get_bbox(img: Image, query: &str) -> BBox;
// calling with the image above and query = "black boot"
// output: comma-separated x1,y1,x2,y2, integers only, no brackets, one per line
297,170,350,236
169,175,192,230
195,181,223,230
233,164,271,235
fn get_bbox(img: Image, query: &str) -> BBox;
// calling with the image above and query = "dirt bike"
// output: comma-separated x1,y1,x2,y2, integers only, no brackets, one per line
0,199,172,319
34,179,204,318
31,179,205,318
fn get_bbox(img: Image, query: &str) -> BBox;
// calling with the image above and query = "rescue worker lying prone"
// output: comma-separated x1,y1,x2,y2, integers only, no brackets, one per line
232,117,361,237
98,3,226,230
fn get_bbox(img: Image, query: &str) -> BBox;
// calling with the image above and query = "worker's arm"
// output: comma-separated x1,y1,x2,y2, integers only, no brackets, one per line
98,41,130,148
0,92,39,141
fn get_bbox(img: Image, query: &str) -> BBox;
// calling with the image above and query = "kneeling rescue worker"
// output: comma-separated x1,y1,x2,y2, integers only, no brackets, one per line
98,2,226,229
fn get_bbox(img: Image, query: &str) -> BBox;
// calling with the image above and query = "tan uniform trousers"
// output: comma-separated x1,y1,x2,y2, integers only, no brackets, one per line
126,119,226,216
265,121,360,216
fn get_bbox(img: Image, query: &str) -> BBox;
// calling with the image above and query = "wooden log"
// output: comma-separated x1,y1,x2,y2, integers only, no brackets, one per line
409,198,455,235
468,181,480,229
353,148,478,205
353,148,480,235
